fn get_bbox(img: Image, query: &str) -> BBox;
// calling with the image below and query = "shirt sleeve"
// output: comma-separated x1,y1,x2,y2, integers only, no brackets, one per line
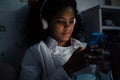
19,49,42,80
96,68,113,80
48,67,71,80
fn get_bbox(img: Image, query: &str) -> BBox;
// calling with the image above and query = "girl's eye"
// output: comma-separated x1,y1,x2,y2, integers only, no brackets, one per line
54,18,76,25
69,19,74,24
56,20,66,25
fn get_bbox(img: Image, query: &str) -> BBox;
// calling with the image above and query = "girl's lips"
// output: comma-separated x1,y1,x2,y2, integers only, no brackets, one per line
63,33,72,36
63,32,71,35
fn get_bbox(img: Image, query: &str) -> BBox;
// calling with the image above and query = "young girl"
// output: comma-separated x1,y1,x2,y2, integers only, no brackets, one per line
20,0,112,80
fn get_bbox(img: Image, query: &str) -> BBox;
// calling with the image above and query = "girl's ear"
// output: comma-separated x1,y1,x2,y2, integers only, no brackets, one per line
41,18,48,30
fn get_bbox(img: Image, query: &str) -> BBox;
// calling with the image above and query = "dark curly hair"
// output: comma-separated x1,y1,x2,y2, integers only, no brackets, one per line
41,0,78,22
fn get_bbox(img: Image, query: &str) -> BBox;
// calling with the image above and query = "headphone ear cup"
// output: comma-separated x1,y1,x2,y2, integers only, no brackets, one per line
73,18,76,25
41,18,48,30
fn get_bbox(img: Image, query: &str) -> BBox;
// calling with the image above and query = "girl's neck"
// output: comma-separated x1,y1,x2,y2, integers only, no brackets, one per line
58,41,71,47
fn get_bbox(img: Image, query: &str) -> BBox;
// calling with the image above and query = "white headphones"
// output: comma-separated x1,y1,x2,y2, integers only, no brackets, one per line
40,0,48,30
41,18,48,29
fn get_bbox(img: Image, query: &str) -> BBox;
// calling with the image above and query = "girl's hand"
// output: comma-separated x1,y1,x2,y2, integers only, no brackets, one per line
63,47,90,75
63,45,110,75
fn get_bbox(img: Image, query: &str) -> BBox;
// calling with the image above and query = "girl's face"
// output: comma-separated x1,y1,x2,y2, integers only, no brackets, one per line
49,7,76,46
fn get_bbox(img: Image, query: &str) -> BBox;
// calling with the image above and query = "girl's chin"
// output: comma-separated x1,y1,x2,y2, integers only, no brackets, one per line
61,37,71,41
